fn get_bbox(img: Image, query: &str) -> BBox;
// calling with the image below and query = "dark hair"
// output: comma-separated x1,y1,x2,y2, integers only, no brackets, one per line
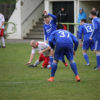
90,11,97,16
57,24,64,29
43,15,50,19
81,19,87,23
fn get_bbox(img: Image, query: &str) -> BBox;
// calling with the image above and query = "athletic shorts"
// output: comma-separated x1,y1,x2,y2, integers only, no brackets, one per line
54,44,74,62
82,40,95,51
95,40,100,51
0,29,4,37
39,54,49,68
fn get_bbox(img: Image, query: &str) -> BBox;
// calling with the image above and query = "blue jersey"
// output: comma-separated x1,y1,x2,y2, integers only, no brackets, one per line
90,17,100,40
43,13,57,40
78,23,93,41
49,29,79,51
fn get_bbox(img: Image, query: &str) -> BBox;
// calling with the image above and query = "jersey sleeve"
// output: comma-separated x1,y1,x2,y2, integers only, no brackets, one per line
48,13,57,23
1,14,5,22
43,26,47,40
90,19,97,39
32,48,36,54
70,33,79,51
78,25,83,39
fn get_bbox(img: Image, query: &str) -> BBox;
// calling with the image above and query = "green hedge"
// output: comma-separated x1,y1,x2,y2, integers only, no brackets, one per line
0,0,16,4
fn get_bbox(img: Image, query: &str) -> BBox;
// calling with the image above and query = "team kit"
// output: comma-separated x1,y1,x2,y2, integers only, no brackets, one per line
26,10,100,82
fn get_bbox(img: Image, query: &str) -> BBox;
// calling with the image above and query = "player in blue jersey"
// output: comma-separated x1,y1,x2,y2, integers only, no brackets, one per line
78,19,95,66
48,24,80,82
90,11,100,70
43,11,68,68
43,11,57,42
43,11,57,67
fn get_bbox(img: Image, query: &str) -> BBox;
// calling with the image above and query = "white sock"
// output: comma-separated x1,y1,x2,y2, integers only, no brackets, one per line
1,36,5,46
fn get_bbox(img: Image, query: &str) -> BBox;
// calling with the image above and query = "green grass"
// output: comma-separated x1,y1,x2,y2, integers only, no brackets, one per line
0,43,100,100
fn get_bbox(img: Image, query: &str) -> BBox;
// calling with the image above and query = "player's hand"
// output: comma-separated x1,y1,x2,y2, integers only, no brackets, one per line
43,11,47,15
38,51,43,54
89,37,92,40
45,40,48,44
26,61,31,65
0,27,2,30
80,43,83,48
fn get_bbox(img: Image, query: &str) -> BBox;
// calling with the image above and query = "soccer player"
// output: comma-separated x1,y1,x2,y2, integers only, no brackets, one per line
26,40,50,68
43,11,57,67
90,11,100,70
0,13,5,48
78,19,95,66
43,11,68,67
48,24,80,82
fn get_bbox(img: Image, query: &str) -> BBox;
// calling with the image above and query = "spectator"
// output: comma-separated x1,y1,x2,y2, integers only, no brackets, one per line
92,7,99,17
78,8,87,23
0,13,5,48
57,8,68,23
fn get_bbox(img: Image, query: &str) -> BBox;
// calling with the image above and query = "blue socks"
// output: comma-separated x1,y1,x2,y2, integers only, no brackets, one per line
70,61,78,76
49,56,53,65
96,54,100,68
51,63,57,77
83,53,89,64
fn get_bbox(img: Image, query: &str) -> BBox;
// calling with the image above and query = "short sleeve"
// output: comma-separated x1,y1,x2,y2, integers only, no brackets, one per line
2,15,5,22
32,48,36,54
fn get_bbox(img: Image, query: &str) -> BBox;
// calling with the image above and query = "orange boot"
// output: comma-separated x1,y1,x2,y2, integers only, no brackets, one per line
48,77,54,82
75,75,80,82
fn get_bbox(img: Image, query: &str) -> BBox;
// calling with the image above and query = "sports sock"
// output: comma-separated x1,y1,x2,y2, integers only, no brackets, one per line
83,53,89,64
70,60,78,76
96,54,100,68
34,60,40,66
51,63,57,77
1,37,5,47
49,56,53,65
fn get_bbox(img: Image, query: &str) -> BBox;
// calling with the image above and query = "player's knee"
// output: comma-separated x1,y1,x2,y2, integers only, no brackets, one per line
70,60,75,64
83,50,87,54
53,60,58,64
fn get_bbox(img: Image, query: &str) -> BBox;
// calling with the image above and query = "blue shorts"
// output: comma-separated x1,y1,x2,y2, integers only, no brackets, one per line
95,40,100,51
54,44,74,62
83,40,95,51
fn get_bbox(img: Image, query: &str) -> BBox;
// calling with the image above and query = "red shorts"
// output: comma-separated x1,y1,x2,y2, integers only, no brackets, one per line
0,29,4,37
39,54,49,68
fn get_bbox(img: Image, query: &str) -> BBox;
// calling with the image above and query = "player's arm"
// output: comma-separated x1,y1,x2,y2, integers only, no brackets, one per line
26,49,35,65
43,26,48,42
0,15,5,30
71,33,79,51
48,32,55,49
90,19,97,40
27,54,34,64
48,13,57,22
39,46,51,54
78,25,83,47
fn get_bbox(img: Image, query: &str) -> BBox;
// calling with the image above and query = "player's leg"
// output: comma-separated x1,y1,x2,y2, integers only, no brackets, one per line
48,60,58,82
95,52,100,70
42,56,49,68
82,40,90,66
66,49,80,82
49,49,54,67
83,50,90,66
1,36,5,48
62,57,68,67
94,41,100,70
48,45,62,82
0,29,5,48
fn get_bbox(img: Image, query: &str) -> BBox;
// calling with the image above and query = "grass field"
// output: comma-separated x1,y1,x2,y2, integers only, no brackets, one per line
0,43,100,100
